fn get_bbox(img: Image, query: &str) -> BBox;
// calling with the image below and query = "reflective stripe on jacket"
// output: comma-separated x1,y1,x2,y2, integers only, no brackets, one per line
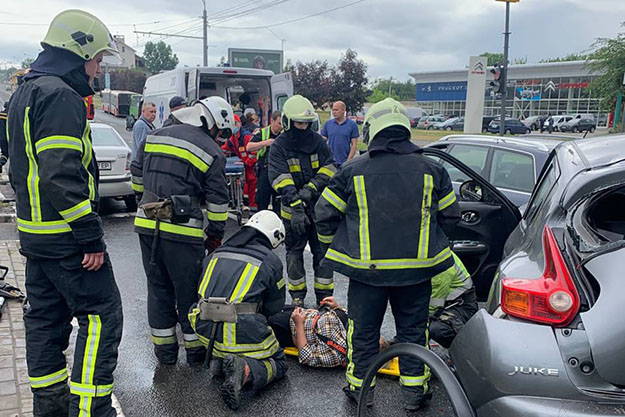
131,123,229,242
7,75,103,258
188,242,286,360
314,150,461,286
429,252,473,313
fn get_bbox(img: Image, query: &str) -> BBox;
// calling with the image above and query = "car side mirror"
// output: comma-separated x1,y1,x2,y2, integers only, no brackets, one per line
459,180,483,202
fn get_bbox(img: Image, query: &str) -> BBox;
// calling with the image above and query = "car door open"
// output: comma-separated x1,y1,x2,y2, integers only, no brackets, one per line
422,148,522,300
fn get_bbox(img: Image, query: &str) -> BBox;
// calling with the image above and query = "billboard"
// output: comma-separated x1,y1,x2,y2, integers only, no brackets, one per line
416,82,467,102
228,48,283,75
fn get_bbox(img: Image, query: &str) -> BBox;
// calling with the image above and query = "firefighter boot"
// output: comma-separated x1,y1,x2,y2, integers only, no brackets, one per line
221,355,249,410
402,386,432,411
342,385,374,407
33,381,70,417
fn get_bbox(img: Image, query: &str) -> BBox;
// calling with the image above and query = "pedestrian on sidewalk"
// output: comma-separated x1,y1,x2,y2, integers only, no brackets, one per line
321,101,360,166
6,10,123,416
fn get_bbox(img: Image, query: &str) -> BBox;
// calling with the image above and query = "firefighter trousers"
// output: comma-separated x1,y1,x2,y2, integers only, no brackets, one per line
139,235,205,364
284,218,334,304
24,252,123,417
255,165,279,214
429,288,478,349
346,279,432,395
214,350,288,392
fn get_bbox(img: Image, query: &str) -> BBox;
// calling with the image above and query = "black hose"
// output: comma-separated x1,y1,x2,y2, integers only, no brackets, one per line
357,343,475,417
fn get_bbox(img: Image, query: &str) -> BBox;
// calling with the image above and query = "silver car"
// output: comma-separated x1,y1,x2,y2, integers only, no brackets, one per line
438,135,625,416
90,122,135,211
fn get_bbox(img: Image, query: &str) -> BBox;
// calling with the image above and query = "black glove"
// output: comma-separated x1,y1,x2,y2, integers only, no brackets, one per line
205,236,222,254
290,204,310,236
298,185,315,205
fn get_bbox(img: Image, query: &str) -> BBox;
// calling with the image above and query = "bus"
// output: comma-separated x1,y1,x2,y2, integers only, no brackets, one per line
85,95,95,120
101,90,137,117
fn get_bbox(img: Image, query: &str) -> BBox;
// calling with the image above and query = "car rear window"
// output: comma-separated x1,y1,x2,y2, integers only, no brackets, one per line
443,144,489,182
91,127,125,147
489,149,534,192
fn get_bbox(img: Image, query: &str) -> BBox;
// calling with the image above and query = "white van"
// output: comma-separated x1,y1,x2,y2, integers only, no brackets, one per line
143,67,294,128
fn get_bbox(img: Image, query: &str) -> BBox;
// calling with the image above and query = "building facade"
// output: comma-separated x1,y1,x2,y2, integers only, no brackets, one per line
409,61,606,121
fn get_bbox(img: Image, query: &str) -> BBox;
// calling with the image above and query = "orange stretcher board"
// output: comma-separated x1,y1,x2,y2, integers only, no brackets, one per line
283,347,400,377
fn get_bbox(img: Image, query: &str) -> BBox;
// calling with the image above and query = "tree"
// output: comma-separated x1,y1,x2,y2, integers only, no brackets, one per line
330,49,368,113
480,52,504,66
587,23,625,117
367,78,416,103
21,57,35,69
143,41,179,74
292,60,333,109
541,53,589,63
97,69,147,93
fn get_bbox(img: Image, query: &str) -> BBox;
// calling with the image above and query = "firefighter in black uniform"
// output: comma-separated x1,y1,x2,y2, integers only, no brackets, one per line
131,96,231,365
268,95,335,306
7,10,123,416
0,101,8,171
246,110,282,212
189,210,287,410
315,98,461,410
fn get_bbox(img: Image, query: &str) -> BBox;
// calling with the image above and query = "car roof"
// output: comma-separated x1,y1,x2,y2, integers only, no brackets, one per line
436,134,570,153
562,134,625,168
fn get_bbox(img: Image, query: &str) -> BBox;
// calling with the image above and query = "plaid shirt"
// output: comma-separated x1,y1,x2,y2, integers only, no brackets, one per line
290,308,347,368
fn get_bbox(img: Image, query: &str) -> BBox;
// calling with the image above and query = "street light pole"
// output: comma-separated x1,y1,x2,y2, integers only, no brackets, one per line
202,0,208,66
499,1,511,135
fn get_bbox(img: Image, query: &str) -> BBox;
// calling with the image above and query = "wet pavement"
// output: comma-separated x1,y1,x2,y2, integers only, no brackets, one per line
93,110,457,416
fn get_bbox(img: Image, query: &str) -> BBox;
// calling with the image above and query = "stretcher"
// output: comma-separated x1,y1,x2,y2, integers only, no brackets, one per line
283,346,400,377
225,157,246,225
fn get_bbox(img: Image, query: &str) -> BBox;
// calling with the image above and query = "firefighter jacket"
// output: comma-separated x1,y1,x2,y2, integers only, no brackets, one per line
268,128,335,220
189,229,286,360
131,123,229,243
7,74,104,259
222,130,257,169
0,105,8,164
314,133,461,286
429,252,473,314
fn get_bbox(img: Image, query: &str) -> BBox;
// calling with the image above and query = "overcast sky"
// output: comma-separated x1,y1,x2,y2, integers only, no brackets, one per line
0,0,623,81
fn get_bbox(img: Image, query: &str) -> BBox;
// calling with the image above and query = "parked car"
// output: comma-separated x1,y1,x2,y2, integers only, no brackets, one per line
482,116,496,132
427,134,569,208
522,115,546,131
434,117,464,131
90,122,135,211
559,117,596,133
488,118,531,135
418,115,446,130
410,117,421,128
433,117,458,130
446,134,625,417
544,115,574,132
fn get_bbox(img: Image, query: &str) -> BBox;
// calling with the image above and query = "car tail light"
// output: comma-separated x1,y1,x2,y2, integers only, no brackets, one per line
222,70,238,74
125,152,131,171
501,226,580,326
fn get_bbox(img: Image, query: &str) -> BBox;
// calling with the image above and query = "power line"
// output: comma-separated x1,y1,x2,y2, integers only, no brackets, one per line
213,0,366,29
210,0,293,25
0,18,192,27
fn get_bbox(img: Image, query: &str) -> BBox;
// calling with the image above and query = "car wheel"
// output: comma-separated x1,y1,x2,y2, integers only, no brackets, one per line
427,126,433,130
572,127,578,133
525,128,531,134
123,195,138,212
445,126,452,131
505,129,512,135
590,126,596,133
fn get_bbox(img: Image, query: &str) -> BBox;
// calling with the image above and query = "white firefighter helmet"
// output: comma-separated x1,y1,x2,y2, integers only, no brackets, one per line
173,96,234,136
244,210,285,248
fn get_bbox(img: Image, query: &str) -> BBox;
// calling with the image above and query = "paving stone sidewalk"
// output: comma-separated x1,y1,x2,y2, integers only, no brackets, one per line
0,240,32,417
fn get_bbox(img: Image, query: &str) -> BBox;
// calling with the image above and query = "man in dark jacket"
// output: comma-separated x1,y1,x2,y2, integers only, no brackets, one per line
0,100,8,171
189,210,287,410
162,95,187,127
268,95,336,306
131,96,232,365
7,10,123,417
315,98,461,410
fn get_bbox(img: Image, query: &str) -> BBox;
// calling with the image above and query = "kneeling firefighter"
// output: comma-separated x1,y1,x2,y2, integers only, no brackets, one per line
315,98,461,410
268,95,336,306
131,97,231,365
189,210,287,410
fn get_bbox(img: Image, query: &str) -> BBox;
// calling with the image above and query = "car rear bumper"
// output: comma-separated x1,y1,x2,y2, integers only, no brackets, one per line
477,396,625,417
98,175,133,198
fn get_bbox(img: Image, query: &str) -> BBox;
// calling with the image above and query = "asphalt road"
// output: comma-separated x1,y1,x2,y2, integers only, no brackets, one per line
93,109,456,416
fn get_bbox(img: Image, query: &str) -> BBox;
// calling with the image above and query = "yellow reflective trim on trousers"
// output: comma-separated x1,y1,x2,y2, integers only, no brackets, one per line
311,160,319,169
263,360,274,383
280,208,292,220
273,178,295,192
318,166,336,178
207,211,228,221
198,258,218,297
17,218,72,234
317,233,334,244
69,381,113,398
145,143,210,172
184,339,204,349
314,281,334,290
79,315,101,417
224,322,236,347
150,335,177,345
289,165,301,173
134,217,204,238
276,278,285,290
288,281,307,291
35,135,83,154
29,368,68,388
59,199,92,223
438,190,457,211
81,123,96,201
326,247,452,270
23,107,42,222
346,318,360,388
321,187,346,213
418,175,434,259
353,175,370,260
131,183,144,192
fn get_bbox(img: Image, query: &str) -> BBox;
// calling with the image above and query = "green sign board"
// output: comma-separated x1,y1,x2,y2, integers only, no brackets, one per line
228,48,283,75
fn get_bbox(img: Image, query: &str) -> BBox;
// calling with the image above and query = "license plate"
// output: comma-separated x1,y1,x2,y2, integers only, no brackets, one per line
98,161,112,170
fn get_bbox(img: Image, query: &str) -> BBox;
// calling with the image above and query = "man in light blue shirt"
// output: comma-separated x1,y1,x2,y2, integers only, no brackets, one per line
132,102,156,158
321,101,360,166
